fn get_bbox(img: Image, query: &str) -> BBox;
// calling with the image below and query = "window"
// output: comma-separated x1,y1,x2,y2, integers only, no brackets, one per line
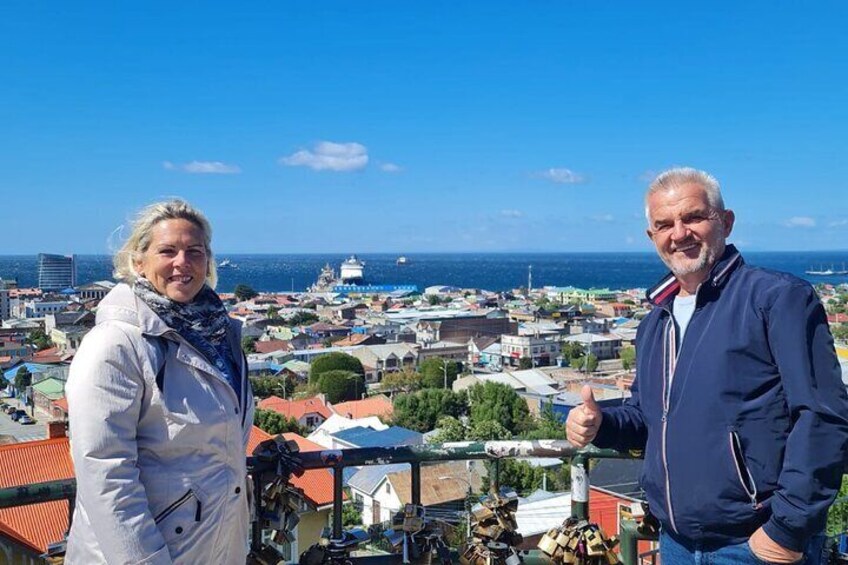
385,483,391,494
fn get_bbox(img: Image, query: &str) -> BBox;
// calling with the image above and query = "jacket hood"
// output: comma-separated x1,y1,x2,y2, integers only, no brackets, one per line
96,283,172,337
645,244,743,307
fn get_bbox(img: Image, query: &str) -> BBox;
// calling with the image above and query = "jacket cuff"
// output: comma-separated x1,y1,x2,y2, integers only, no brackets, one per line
591,410,614,449
762,516,805,553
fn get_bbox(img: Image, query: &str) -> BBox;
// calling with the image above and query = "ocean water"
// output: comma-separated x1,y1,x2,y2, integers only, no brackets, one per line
1,252,847,294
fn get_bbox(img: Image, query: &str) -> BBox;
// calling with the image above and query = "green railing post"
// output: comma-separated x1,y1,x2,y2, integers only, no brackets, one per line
619,519,657,565
571,453,590,520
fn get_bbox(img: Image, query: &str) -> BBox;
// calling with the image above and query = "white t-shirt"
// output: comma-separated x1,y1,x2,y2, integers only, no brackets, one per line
673,294,697,345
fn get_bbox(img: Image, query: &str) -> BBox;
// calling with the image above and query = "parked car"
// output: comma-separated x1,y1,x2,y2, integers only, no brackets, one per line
0,402,8,410
5,406,17,415
10,410,26,422
18,415,34,425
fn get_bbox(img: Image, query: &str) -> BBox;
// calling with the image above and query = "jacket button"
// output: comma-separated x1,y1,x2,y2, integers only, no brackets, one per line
175,526,183,534
235,486,241,494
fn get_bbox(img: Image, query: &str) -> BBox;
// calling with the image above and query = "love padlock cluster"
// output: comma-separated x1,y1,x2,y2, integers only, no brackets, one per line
384,504,453,564
537,518,620,565
261,475,303,546
460,488,523,565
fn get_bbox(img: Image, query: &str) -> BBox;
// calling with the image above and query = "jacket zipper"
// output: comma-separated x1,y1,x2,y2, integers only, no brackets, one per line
661,314,679,534
729,431,761,510
154,489,202,524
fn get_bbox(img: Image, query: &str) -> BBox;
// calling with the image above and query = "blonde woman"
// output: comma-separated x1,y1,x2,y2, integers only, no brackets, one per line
66,200,253,564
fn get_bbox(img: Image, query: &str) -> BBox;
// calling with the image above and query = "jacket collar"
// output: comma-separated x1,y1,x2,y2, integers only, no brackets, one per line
95,283,174,337
646,244,743,308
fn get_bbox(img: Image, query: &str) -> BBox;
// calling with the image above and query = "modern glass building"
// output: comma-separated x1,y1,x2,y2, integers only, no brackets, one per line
37,253,76,291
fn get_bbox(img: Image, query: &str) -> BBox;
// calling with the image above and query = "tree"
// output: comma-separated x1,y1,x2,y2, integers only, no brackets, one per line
619,346,636,371
392,389,468,433
241,336,257,354
561,341,585,360
518,357,533,370
827,475,848,535
427,416,467,443
233,284,258,302
250,375,294,399
426,294,443,306
288,311,319,326
833,324,848,343
468,382,531,436
267,306,280,319
380,369,422,394
570,354,598,373
14,366,32,392
309,352,364,384
317,370,364,404
481,459,546,495
254,409,306,436
468,420,512,441
523,402,567,440
26,329,53,351
418,358,459,389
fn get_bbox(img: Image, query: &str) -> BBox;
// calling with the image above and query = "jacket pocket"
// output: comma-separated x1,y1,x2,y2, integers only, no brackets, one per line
729,431,761,510
154,489,203,545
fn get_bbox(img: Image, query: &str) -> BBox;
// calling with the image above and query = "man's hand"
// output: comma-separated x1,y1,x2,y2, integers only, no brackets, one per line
748,527,803,564
566,385,603,448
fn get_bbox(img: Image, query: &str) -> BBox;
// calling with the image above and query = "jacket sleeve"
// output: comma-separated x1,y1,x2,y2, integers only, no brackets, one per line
592,329,649,451
67,323,173,565
762,283,848,552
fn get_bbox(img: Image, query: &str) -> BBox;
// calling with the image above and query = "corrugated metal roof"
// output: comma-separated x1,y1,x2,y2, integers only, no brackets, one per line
0,438,74,553
348,463,411,495
333,426,423,448
387,461,483,507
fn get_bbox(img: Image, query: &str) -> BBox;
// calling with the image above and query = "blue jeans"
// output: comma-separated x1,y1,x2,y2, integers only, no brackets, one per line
660,530,827,565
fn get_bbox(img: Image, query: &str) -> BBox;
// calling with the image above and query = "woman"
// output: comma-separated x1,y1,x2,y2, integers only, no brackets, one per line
66,200,254,564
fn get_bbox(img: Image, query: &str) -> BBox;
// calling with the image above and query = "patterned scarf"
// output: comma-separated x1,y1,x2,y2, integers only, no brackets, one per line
133,277,240,394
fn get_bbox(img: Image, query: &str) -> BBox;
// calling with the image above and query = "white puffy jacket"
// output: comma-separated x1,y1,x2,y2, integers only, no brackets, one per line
65,283,254,565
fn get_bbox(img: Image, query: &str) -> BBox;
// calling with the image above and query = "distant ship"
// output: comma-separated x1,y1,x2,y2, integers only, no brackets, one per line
218,259,238,269
340,255,365,285
805,263,847,276
396,256,409,265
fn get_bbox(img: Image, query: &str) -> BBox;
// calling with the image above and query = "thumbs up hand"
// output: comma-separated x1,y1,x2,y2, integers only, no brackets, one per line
566,385,603,447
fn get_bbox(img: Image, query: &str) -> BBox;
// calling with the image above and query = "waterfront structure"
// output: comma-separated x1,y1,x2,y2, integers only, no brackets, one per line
37,254,76,291
76,281,114,301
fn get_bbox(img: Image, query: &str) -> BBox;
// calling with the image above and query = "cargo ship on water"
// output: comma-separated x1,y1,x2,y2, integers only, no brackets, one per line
309,255,418,294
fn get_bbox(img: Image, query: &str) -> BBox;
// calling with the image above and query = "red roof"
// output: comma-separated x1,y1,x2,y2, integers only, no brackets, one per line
828,313,848,324
332,395,394,420
257,396,333,421
0,438,74,553
52,397,69,413
254,340,293,354
281,433,341,507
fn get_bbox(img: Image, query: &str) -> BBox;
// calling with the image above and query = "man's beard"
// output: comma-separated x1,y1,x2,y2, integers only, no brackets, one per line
663,241,720,278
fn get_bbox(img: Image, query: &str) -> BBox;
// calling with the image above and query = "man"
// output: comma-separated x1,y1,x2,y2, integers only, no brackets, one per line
566,167,848,564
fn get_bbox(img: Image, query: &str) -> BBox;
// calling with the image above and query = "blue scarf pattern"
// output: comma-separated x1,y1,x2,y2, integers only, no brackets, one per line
133,278,241,397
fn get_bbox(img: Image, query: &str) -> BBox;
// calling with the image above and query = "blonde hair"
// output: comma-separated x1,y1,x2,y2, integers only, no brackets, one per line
113,199,217,289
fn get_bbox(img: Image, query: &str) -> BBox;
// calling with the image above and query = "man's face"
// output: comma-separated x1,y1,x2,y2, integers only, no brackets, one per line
646,182,735,285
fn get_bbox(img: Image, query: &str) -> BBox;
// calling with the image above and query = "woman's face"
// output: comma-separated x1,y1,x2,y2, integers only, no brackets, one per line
134,218,209,303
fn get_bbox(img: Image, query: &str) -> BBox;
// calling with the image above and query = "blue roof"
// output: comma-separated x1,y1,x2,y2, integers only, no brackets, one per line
3,363,61,380
333,425,423,448
347,463,411,495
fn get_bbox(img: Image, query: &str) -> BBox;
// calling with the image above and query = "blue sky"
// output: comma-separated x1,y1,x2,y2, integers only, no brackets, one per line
1,2,847,254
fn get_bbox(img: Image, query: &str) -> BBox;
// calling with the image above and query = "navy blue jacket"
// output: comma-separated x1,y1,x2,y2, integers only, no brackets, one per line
594,245,848,551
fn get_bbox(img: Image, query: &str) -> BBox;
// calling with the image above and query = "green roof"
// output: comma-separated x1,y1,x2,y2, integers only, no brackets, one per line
31,377,66,400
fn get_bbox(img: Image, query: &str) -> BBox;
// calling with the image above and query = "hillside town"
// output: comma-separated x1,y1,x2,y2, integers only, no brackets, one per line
1,255,847,563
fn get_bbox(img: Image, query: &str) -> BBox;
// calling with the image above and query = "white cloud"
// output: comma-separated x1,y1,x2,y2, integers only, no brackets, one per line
784,216,816,228
590,214,615,223
380,162,402,173
162,160,241,174
536,168,585,184
828,219,848,228
500,209,524,218
280,141,369,172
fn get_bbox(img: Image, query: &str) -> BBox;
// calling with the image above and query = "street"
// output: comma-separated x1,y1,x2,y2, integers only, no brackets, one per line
0,395,47,443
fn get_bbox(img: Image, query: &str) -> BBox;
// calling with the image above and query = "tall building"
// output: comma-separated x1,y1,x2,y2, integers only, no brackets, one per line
38,253,76,291
0,288,9,321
